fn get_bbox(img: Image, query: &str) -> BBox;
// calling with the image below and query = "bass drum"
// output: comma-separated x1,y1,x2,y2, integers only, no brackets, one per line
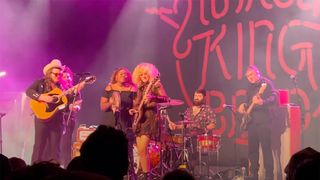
197,134,221,153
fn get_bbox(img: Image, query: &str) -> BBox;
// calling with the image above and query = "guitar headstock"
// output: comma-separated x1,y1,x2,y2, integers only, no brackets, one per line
259,83,267,94
153,74,160,81
150,74,160,85
83,75,96,84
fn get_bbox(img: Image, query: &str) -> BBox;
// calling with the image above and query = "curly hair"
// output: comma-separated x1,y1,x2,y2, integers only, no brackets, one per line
132,63,160,86
109,67,134,86
61,66,74,80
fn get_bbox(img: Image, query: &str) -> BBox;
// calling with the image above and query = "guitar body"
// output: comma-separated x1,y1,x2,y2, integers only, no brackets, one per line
30,88,68,121
240,110,251,131
132,75,160,133
132,109,143,133
29,75,96,121
239,83,267,131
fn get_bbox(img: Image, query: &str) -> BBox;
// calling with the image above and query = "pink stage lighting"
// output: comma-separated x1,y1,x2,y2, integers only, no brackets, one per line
0,71,6,77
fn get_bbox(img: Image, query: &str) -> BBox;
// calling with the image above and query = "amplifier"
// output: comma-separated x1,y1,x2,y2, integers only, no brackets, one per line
72,125,97,158
76,124,96,142
72,141,82,158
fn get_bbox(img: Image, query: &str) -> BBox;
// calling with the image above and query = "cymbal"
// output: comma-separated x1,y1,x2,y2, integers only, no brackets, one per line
158,99,184,106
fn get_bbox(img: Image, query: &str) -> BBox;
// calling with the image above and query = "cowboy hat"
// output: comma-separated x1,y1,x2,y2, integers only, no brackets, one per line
43,59,62,75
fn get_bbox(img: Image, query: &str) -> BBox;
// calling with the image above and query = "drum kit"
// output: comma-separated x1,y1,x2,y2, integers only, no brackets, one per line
145,99,222,178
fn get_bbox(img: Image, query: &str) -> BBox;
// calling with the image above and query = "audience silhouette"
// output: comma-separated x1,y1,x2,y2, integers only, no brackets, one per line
162,169,195,180
68,125,129,180
285,147,320,180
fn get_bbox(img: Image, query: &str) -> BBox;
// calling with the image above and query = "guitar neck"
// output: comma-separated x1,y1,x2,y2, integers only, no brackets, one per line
61,75,95,97
246,102,255,115
137,79,159,110
63,82,84,96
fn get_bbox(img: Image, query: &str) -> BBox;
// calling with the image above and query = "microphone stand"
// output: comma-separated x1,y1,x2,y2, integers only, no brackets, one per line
0,113,6,153
224,107,240,167
291,77,305,148
63,76,83,135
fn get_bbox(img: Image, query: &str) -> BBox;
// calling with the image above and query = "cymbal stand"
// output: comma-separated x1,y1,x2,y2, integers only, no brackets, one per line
178,114,189,169
158,106,166,176
157,106,171,177
158,106,178,176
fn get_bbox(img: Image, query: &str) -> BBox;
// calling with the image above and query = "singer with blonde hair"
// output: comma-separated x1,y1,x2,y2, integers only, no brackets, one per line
130,62,169,179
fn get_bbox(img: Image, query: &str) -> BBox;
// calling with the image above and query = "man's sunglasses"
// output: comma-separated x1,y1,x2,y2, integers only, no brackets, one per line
51,72,61,77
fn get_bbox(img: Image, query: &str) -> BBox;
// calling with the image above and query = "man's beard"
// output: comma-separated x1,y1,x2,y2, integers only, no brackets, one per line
193,99,204,106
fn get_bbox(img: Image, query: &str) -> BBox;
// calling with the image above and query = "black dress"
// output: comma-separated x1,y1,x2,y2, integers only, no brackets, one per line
101,88,136,176
101,89,135,137
134,83,168,139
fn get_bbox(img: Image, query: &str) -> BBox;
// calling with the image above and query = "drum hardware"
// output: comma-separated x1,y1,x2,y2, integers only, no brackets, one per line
177,113,190,170
156,103,185,177
159,107,177,176
197,133,221,178
156,99,227,178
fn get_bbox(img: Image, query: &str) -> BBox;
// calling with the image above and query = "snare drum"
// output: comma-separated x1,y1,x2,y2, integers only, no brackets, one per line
197,134,221,152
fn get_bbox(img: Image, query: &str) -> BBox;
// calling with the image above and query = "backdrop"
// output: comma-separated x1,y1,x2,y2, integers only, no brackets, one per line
0,0,319,166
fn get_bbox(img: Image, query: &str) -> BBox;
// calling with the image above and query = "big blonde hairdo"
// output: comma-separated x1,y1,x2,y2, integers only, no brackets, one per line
132,63,160,86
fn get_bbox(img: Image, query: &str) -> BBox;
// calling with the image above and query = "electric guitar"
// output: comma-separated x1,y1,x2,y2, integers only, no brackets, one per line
29,75,96,121
240,82,267,131
132,75,160,133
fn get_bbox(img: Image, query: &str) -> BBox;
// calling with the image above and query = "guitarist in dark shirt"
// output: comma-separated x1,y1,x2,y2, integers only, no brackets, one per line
238,66,277,180
26,59,64,164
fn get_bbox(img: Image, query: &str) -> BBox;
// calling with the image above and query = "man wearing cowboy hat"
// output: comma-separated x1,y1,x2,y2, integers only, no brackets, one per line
26,59,64,164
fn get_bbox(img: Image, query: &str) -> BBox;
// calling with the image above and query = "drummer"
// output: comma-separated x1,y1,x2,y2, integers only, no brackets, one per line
168,89,216,134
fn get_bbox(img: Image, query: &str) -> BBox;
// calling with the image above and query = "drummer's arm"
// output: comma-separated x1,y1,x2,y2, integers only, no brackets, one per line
168,121,183,130
205,107,216,130
206,123,215,130
176,124,184,129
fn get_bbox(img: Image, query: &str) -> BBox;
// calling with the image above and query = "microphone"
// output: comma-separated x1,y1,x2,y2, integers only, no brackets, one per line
74,72,91,76
223,104,234,109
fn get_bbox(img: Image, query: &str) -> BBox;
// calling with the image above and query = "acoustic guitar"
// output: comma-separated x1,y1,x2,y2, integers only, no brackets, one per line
239,82,267,131
30,75,96,121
